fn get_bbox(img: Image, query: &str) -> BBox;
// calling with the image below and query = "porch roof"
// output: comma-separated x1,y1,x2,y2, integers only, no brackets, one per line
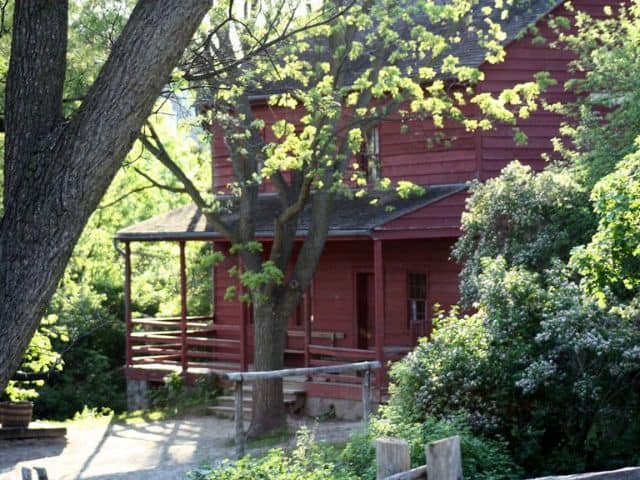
115,183,466,242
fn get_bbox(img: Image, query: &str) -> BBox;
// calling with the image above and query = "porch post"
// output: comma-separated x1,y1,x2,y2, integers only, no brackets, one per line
210,241,216,320
179,241,188,375
124,241,133,368
238,257,248,371
373,239,385,389
303,290,311,368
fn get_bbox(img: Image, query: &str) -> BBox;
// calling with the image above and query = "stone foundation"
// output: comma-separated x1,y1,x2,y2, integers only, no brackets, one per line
126,379,150,411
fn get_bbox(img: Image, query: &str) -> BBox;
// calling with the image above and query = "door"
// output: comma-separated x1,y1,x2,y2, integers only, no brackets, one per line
356,272,375,350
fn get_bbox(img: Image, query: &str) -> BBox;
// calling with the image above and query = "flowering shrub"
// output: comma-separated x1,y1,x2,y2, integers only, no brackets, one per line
453,161,593,305
386,257,640,475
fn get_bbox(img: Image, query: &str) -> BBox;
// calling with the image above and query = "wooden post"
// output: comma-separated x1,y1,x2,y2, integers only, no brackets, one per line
426,435,463,480
303,291,311,368
179,241,188,375
124,242,133,368
210,240,216,319
362,367,371,424
373,239,385,389
234,379,245,458
21,467,48,480
376,437,410,479
238,257,248,371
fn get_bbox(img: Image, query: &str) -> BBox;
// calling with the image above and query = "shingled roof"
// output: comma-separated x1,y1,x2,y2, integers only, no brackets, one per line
339,0,563,89
193,0,563,100
116,183,466,241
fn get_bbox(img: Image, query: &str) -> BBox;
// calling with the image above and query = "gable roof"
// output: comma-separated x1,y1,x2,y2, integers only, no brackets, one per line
194,0,563,101
115,183,467,241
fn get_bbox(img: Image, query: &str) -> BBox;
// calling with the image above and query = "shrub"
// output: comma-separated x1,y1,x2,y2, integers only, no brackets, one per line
189,427,356,480
384,260,640,475
453,161,593,305
338,414,520,480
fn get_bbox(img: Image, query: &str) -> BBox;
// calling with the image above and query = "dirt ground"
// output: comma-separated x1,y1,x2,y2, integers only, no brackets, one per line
0,415,361,480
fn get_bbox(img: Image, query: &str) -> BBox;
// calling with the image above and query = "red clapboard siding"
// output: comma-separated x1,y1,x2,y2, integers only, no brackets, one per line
477,0,609,180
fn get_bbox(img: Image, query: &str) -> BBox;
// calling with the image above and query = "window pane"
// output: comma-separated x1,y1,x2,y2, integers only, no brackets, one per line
407,273,427,327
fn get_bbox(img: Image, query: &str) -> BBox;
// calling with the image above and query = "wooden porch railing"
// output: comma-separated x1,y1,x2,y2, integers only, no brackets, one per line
128,315,244,373
127,316,412,393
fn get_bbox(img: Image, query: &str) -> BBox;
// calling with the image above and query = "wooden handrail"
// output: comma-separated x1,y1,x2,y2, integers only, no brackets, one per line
132,314,215,322
227,360,380,459
223,360,380,382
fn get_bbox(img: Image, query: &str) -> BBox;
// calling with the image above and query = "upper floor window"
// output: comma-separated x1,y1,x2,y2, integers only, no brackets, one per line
360,127,380,184
407,272,427,329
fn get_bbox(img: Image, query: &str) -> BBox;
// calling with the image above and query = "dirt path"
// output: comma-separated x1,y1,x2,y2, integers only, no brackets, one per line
0,416,361,480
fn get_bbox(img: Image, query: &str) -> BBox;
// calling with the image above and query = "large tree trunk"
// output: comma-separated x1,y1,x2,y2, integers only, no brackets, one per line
248,297,290,436
0,0,211,391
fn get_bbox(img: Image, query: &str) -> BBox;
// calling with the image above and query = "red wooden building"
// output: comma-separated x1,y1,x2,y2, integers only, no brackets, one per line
116,0,607,413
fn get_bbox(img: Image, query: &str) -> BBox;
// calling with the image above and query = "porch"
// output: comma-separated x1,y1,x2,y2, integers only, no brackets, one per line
116,186,465,403
121,239,413,400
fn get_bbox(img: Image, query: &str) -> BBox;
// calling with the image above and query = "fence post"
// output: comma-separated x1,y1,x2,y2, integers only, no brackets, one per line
362,367,371,424
179,241,188,375
234,379,245,458
426,435,463,480
376,437,410,479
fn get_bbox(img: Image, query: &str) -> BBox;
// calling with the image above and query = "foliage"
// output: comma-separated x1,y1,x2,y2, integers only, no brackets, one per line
3,315,68,402
190,427,356,480
339,415,520,480
453,161,593,304
150,372,221,414
551,1,640,189
571,144,640,304
385,260,640,475
413,135,640,474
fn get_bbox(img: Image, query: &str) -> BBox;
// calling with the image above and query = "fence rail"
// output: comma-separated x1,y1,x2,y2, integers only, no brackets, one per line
223,360,381,458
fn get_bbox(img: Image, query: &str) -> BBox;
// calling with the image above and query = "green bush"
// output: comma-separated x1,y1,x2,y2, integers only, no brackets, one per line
339,415,520,480
150,372,221,414
384,259,640,475
190,428,356,480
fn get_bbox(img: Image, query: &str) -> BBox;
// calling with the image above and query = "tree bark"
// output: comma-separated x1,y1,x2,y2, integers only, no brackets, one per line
248,298,289,436
0,0,211,391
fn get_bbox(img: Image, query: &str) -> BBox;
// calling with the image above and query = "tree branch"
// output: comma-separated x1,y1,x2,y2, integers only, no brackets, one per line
132,167,187,194
96,184,157,209
139,122,238,241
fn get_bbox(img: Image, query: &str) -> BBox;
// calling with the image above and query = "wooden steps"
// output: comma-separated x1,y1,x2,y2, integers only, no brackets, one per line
209,381,306,419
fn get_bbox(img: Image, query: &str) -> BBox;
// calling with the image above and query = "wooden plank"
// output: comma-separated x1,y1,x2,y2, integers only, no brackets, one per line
234,380,245,458
288,330,345,340
224,360,381,381
187,351,240,361
362,368,371,424
0,427,67,440
130,354,181,362
309,358,346,367
179,240,188,374
376,437,410,479
131,345,181,354
308,345,377,360
426,435,463,480
186,337,239,347
382,465,427,480
527,468,640,480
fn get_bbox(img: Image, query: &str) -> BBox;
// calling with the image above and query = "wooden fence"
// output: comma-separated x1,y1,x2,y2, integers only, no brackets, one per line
376,435,462,480
222,360,381,458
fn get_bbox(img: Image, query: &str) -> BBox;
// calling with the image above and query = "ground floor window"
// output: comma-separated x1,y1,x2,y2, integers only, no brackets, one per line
407,272,427,329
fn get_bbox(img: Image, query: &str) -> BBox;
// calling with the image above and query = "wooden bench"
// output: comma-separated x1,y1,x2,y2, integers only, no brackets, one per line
285,329,345,354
